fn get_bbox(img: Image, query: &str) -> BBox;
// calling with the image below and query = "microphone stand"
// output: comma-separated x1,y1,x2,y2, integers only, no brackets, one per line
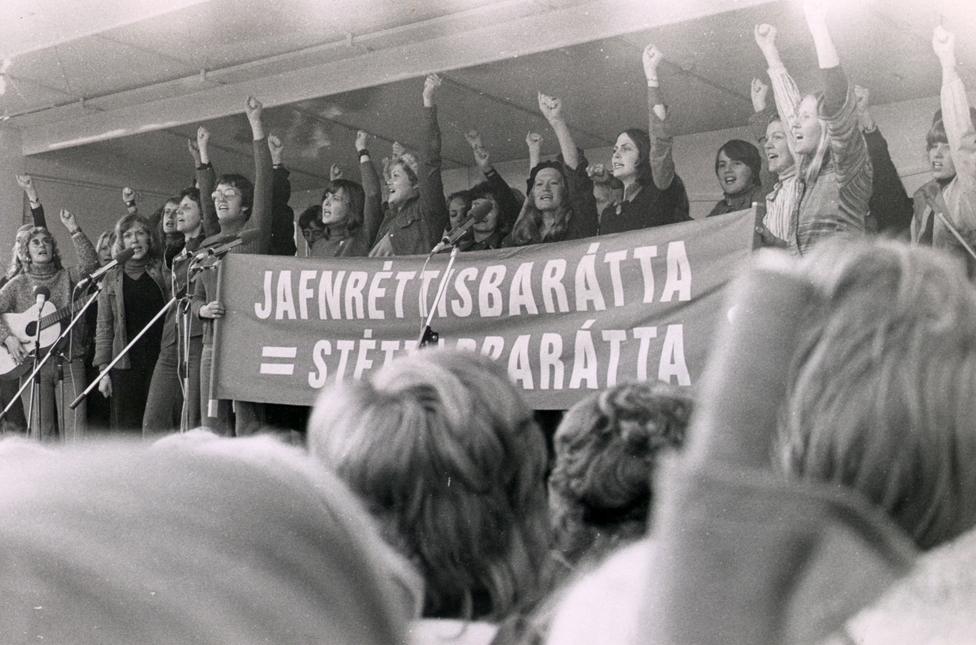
25,302,45,439
0,286,101,433
71,297,176,410
417,245,460,347
71,252,215,411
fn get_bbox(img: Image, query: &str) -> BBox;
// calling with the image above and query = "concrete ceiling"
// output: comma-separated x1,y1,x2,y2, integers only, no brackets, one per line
4,0,975,193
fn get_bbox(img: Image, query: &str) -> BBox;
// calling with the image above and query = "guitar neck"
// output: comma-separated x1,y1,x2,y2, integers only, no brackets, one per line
39,300,87,329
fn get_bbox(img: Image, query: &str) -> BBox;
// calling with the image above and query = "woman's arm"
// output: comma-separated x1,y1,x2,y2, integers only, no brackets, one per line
418,74,449,248
538,92,580,170
643,44,676,191
195,126,219,237
268,135,297,256
245,96,273,254
59,209,99,278
804,3,870,190
934,26,976,191
16,174,46,228
466,130,521,228
856,85,913,234
755,24,802,156
356,129,384,248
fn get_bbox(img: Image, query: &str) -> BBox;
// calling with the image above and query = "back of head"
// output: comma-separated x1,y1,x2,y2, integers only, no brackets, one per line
308,348,549,620
549,382,691,565
0,436,407,644
779,239,976,550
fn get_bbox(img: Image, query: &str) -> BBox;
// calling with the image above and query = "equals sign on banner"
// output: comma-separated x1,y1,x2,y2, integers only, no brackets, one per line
260,346,297,375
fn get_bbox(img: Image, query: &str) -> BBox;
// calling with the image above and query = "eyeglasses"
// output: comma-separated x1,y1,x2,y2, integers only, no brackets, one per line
211,188,243,202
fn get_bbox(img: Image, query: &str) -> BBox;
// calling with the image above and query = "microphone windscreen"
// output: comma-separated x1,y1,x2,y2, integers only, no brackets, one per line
115,247,136,263
33,286,51,300
468,200,493,222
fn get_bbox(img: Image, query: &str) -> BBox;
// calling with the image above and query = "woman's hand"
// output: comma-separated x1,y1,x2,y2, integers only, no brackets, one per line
537,92,564,124
16,174,38,203
642,44,664,83
932,25,956,67
268,134,284,165
751,78,769,112
422,73,442,107
587,163,611,184
473,145,490,172
3,336,24,364
330,163,344,181
59,208,79,234
98,374,112,398
355,129,369,153
187,138,201,166
200,300,225,319
753,24,778,53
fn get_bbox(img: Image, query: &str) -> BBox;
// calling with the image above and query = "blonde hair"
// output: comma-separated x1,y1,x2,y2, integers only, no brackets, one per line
798,93,832,186
779,240,976,549
308,348,549,619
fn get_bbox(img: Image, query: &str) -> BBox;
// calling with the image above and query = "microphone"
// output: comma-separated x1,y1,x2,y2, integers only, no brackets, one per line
190,229,262,271
76,248,136,289
431,200,493,253
33,286,50,308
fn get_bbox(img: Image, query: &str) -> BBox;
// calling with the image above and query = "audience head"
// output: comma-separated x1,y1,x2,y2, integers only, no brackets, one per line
0,436,408,644
94,229,116,265
176,187,203,237
549,382,691,565
113,213,160,263
611,128,653,187
779,239,976,550
213,173,254,224
321,179,365,229
764,118,795,175
8,223,35,277
308,348,549,620
715,139,762,196
447,190,471,231
17,226,62,272
926,119,956,181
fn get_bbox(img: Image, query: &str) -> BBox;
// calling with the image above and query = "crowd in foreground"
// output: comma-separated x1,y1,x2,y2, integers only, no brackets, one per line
1,4,976,642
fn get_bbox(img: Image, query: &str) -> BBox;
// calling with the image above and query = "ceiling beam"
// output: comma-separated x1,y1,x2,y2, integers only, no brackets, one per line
17,0,777,156
1,0,209,59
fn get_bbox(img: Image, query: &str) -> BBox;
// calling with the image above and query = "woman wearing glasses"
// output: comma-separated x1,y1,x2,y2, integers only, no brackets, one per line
190,96,272,436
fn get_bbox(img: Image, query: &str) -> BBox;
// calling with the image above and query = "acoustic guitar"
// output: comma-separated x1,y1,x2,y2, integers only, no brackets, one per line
0,301,75,380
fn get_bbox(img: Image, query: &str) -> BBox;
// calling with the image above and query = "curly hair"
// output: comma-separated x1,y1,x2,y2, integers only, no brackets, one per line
779,240,976,550
308,349,549,620
16,227,62,272
548,381,692,565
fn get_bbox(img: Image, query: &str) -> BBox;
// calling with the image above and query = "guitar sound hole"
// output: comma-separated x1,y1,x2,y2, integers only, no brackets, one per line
25,322,36,337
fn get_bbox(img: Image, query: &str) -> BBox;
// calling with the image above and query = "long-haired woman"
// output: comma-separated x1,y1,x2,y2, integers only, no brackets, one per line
0,208,98,441
754,3,872,255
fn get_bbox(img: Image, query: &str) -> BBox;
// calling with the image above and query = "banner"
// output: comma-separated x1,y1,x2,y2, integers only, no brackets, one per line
213,208,754,409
